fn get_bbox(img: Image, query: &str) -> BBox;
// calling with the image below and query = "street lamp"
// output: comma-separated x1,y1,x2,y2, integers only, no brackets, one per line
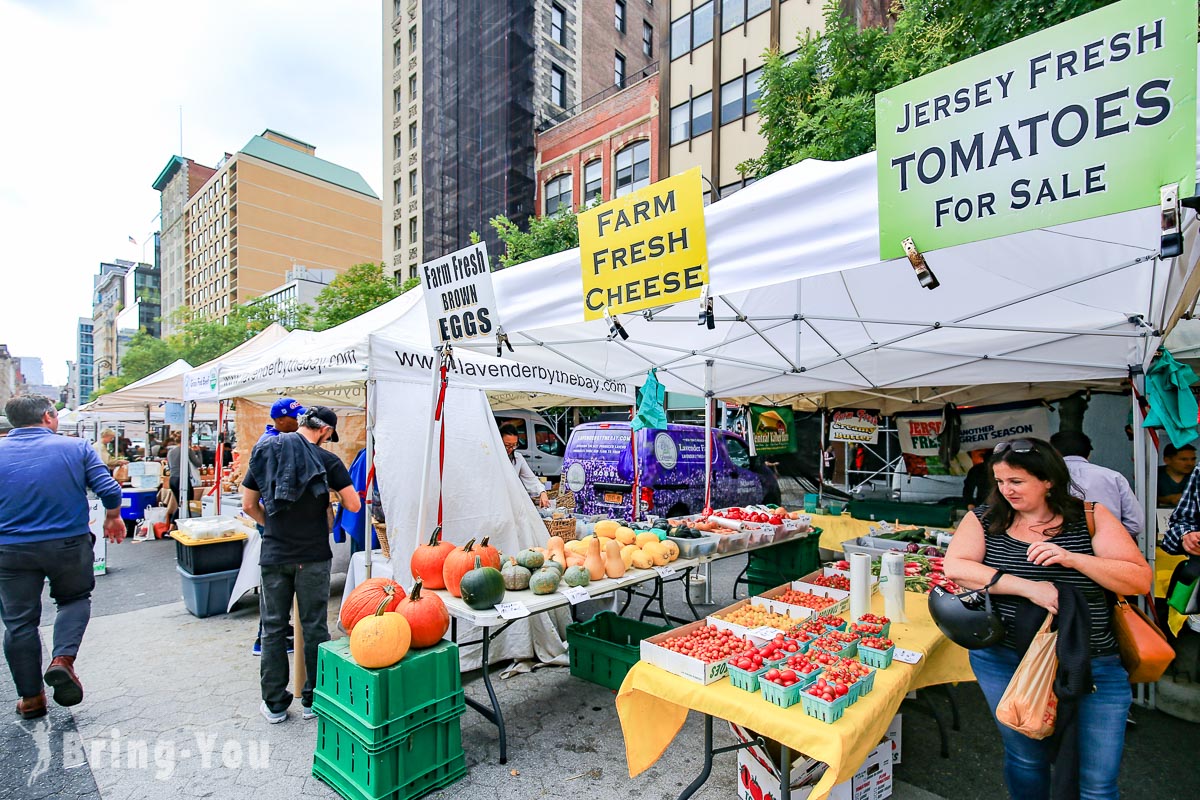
701,175,722,203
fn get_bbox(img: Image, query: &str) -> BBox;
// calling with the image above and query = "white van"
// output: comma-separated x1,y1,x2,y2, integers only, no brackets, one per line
493,411,566,479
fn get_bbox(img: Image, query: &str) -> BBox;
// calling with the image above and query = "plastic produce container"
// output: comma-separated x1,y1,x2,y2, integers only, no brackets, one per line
857,643,895,669
312,713,464,800
666,534,719,559
801,691,849,723
758,675,805,708
726,660,769,692
176,565,239,618
715,530,751,554
172,530,246,575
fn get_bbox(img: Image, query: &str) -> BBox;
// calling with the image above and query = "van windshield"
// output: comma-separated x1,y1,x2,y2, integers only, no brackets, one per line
724,436,751,469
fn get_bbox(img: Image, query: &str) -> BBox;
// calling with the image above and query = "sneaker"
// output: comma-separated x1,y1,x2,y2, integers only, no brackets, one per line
301,705,317,720
251,639,262,657
260,701,287,724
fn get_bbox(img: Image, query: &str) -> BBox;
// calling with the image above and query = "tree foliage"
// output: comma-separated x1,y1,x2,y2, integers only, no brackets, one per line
480,208,581,269
741,0,1123,179
305,262,400,331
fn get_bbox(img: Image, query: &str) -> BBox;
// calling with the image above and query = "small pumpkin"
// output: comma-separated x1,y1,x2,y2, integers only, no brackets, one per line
530,568,560,595
472,537,502,569
515,549,544,571
410,526,455,589
501,557,531,591
340,578,403,633
563,565,591,587
442,538,478,597
349,594,412,668
460,556,506,609
395,579,450,648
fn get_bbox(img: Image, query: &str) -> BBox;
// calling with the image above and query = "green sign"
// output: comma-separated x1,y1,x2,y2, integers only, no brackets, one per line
875,0,1197,259
750,404,796,455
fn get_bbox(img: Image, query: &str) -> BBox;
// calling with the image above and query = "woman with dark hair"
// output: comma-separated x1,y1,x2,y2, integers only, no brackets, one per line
943,437,1151,800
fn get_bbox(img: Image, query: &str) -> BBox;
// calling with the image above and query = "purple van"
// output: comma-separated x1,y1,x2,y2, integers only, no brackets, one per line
560,422,781,518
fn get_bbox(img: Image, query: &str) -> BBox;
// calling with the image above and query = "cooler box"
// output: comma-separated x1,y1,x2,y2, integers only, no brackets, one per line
177,565,239,618
120,488,159,521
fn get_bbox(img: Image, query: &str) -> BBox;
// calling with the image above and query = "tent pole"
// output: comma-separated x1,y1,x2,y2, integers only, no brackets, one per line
818,407,826,505
1130,375,1157,710
703,360,714,513
145,404,151,459
415,347,443,544
215,399,225,516
631,403,639,523
364,379,374,580
179,400,191,519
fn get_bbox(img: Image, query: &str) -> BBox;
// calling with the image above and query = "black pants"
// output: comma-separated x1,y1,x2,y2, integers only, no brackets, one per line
259,560,331,713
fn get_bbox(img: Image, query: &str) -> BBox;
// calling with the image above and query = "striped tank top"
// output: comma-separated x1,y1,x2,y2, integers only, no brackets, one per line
974,506,1117,655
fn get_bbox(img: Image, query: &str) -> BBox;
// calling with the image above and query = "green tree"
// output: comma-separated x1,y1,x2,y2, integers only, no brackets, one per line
480,208,581,269
169,301,292,365
305,262,400,331
740,0,1123,180
116,330,177,382
399,277,421,294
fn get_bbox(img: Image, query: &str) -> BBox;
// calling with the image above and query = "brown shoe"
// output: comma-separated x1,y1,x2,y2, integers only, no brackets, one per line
44,656,83,707
15,692,47,719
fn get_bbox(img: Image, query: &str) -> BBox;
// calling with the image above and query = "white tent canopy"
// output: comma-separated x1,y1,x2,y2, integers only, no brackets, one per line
79,359,193,416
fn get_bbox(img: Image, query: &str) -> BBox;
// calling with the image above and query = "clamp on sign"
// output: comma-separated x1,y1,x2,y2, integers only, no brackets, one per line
697,285,714,329
495,327,513,358
604,307,629,341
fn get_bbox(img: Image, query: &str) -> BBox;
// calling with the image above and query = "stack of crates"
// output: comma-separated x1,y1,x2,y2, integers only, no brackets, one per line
311,637,466,800
746,531,822,596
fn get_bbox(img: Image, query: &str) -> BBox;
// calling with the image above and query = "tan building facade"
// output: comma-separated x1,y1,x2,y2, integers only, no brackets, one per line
154,156,216,335
182,130,382,321
663,0,825,198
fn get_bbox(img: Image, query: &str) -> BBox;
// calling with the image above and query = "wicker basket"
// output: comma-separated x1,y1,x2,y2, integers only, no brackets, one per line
373,522,390,559
555,484,576,511
543,516,578,541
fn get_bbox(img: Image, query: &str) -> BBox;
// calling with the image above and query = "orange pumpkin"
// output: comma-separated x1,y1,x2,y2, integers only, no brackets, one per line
340,578,403,633
410,526,455,589
349,595,412,668
395,579,450,648
442,538,478,597
472,536,501,569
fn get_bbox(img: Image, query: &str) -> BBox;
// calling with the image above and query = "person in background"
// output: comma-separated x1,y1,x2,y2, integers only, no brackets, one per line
1050,430,1143,539
256,398,305,449
0,395,125,719
93,429,125,472
241,406,359,724
944,438,1151,799
500,424,550,508
167,434,201,521
962,449,991,510
1158,443,1197,507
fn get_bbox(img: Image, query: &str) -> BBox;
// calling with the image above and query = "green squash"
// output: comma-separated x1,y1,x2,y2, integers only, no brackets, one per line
515,549,545,571
529,568,560,595
501,558,531,591
562,565,591,588
460,556,507,609
541,557,565,575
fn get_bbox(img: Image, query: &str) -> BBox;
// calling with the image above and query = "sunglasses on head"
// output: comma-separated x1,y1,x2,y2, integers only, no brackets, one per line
993,439,1035,455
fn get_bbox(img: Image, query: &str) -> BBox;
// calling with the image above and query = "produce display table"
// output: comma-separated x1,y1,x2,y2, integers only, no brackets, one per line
616,592,974,800
810,514,884,552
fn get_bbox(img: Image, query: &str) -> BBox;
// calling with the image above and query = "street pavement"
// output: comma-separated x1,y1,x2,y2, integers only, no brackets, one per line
2,534,1196,800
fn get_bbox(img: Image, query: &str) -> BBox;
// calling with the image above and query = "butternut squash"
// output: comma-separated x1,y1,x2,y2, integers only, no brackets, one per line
620,544,638,568
593,519,620,537
630,549,652,570
565,539,588,555
546,536,566,566
643,541,670,567
660,539,680,562
584,536,605,581
604,539,626,578
566,553,587,568
635,532,660,548
614,525,637,546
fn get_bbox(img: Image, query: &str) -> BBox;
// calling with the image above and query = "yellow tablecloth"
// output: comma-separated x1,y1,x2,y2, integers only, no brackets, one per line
616,592,974,800
811,514,878,553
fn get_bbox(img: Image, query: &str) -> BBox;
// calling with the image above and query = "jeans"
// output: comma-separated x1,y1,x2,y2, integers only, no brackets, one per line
259,560,330,713
970,646,1131,800
0,534,95,698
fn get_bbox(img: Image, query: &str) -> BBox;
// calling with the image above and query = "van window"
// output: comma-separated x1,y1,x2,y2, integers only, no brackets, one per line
495,417,528,449
534,423,563,456
724,436,751,469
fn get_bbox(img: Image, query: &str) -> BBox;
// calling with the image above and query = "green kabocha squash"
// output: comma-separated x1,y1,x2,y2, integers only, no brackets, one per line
515,549,545,571
501,558,531,591
562,565,591,587
529,568,560,595
460,556,506,609
541,557,565,576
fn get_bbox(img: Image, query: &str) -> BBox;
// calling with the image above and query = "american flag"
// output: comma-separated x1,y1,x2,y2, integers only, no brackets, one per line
128,236,137,245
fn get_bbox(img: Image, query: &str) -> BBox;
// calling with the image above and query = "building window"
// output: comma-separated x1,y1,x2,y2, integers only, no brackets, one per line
722,0,745,31
409,122,418,149
409,25,417,53
409,217,418,242
615,0,626,32
408,73,417,101
583,159,603,204
720,77,744,123
746,67,763,114
394,89,404,113
544,174,572,215
670,14,690,60
393,224,403,248
643,22,653,57
393,0,402,19
409,170,418,196
747,0,770,19
394,134,403,159
551,4,565,45
614,140,650,197
692,91,712,136
671,93,714,144
550,65,566,107
409,265,418,280
394,41,403,67
614,52,626,88
692,2,714,49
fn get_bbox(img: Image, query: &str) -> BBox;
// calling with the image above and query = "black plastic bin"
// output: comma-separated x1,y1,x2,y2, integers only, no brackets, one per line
174,533,246,575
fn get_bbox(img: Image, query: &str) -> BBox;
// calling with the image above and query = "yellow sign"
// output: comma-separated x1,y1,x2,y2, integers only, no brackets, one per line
578,168,709,320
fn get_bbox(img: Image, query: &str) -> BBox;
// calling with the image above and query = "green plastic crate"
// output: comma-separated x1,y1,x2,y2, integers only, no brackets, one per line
314,638,461,735
313,750,466,800
314,690,465,751
313,714,463,800
567,611,668,691
748,534,821,577
847,499,956,527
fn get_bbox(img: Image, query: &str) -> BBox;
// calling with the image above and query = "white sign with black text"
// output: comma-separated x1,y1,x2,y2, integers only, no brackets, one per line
421,242,499,346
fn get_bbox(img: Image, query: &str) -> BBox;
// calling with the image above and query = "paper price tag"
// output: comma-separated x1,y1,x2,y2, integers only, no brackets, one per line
653,566,677,579
494,602,531,620
560,587,591,605
750,626,786,640
893,648,923,664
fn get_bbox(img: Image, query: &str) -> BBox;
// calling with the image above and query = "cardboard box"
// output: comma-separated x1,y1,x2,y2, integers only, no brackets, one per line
882,714,902,764
729,722,893,800
757,582,850,618
707,596,812,638
796,567,879,595
639,619,731,685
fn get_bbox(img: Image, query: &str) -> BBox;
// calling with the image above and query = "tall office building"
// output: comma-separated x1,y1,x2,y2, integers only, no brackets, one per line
158,130,381,324
382,0,666,284
75,318,94,405
662,0,826,198
91,260,132,383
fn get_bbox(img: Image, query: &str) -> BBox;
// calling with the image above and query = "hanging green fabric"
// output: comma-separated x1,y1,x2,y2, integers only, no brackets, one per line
632,369,668,432
1142,348,1199,448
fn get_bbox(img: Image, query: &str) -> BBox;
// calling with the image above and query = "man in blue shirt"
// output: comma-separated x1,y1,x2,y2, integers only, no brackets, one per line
0,395,124,719
256,398,305,450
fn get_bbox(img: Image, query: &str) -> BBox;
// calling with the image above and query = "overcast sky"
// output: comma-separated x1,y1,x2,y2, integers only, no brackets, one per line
0,0,381,387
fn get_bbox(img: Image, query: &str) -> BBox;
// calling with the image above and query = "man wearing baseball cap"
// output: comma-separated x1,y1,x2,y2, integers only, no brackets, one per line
256,398,306,449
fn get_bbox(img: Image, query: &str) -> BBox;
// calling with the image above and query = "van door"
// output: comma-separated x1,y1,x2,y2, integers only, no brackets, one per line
721,434,764,507
530,419,565,477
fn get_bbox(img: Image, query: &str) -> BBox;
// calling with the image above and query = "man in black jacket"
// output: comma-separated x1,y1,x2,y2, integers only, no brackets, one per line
241,406,359,724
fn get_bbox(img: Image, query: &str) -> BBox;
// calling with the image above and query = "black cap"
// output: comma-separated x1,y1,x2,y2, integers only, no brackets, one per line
306,406,340,442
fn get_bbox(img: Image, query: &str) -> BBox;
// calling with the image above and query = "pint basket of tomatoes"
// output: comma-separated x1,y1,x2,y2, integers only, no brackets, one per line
857,636,895,669
758,667,807,708
855,613,892,638
726,656,770,692
816,614,848,632
811,634,858,660
801,677,851,723
825,659,876,704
